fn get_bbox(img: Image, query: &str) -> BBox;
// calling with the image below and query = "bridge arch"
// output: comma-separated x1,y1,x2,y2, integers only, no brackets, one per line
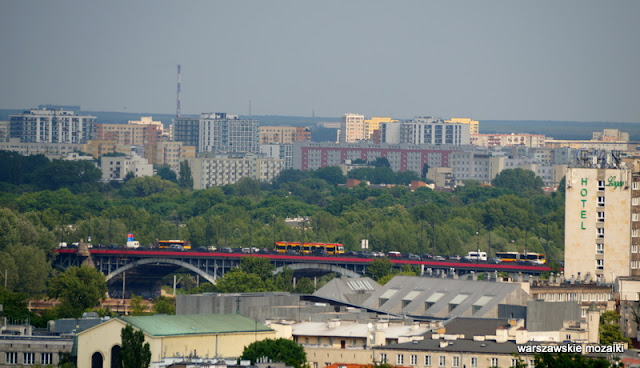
105,258,217,285
274,263,361,278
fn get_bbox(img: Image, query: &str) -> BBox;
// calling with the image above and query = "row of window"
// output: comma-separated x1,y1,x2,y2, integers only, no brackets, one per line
5,352,53,365
378,353,528,368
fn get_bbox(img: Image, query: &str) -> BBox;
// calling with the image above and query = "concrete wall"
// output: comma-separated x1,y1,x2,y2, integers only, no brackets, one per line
526,300,581,331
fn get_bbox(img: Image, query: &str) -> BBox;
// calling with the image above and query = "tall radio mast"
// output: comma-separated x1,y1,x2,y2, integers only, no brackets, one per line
176,65,182,118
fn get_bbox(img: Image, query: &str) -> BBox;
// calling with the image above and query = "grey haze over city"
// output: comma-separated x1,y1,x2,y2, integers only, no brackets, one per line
1,1,639,122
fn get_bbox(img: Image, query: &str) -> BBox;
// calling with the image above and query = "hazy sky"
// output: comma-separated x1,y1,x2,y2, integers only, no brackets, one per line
1,1,639,122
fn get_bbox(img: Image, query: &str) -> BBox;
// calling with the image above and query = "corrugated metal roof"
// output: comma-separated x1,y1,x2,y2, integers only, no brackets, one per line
119,314,272,337
473,296,493,307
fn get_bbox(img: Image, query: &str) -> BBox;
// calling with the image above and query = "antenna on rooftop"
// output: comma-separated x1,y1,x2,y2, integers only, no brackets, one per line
176,65,182,118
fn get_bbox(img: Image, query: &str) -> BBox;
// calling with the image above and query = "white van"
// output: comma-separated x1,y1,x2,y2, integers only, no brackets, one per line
464,251,487,261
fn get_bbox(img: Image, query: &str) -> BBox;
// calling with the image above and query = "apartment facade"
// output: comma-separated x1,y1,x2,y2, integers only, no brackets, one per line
94,118,163,146
339,113,365,143
100,152,153,181
293,142,454,174
471,133,546,148
259,126,311,144
380,118,470,146
364,117,397,140
9,108,96,144
445,117,479,135
173,112,259,153
564,166,640,283
188,153,284,188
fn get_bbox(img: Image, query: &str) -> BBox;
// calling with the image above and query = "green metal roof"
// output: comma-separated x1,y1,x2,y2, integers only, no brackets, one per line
119,314,272,337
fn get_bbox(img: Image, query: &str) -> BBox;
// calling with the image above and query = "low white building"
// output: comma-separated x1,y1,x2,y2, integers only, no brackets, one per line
100,152,153,181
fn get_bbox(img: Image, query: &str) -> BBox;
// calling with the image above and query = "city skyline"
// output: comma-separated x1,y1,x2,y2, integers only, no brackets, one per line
1,1,639,122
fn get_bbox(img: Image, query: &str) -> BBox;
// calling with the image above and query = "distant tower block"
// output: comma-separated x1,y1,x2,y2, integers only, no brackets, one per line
176,65,182,118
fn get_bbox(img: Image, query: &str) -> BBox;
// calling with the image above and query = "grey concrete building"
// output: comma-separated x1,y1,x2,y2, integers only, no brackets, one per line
360,276,531,319
173,112,259,153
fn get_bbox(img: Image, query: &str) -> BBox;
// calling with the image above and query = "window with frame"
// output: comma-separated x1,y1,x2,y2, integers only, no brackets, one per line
6,352,17,364
439,356,446,367
598,196,605,206
471,357,478,367
410,354,418,366
597,243,604,254
634,213,640,222
425,355,432,366
597,227,605,238
491,358,499,366
42,353,53,365
452,356,460,367
597,211,605,222
397,354,404,365
24,352,34,365
596,259,604,270
598,180,606,190
380,353,387,363
512,358,519,367
633,197,639,206
634,229,640,238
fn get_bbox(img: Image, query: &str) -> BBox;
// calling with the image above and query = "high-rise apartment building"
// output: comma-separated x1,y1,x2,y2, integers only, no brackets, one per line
564,163,640,283
173,113,259,153
9,108,96,144
363,117,397,141
338,113,365,143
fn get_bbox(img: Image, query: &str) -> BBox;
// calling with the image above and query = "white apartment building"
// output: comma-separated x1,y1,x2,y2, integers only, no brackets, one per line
564,165,640,283
9,108,96,144
173,112,259,153
380,118,470,146
339,113,365,143
188,153,284,189
100,152,153,181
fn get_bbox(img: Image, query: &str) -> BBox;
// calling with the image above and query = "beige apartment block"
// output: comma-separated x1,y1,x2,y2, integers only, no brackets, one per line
564,167,640,283
363,117,396,141
445,117,479,135
339,113,365,143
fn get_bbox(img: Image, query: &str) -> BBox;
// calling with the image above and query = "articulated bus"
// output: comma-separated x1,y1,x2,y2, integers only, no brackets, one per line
157,240,192,250
496,251,546,265
274,241,345,255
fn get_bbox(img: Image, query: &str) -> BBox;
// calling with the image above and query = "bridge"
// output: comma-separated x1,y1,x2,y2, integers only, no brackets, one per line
54,248,552,292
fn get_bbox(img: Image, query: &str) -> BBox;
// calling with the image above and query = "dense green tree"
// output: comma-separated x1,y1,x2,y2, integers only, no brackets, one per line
129,294,148,316
534,352,613,367
119,324,151,368
0,245,51,296
366,258,394,281
241,338,307,368
155,165,177,183
48,266,108,318
313,166,346,185
178,160,193,189
0,286,32,321
371,157,391,168
600,311,631,345
491,168,544,196
32,160,102,191
236,177,261,197
216,269,270,293
294,277,315,294
152,296,176,315
239,256,276,280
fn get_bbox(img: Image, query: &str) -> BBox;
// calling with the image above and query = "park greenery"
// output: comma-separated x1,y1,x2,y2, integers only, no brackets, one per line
241,338,308,368
0,151,566,322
